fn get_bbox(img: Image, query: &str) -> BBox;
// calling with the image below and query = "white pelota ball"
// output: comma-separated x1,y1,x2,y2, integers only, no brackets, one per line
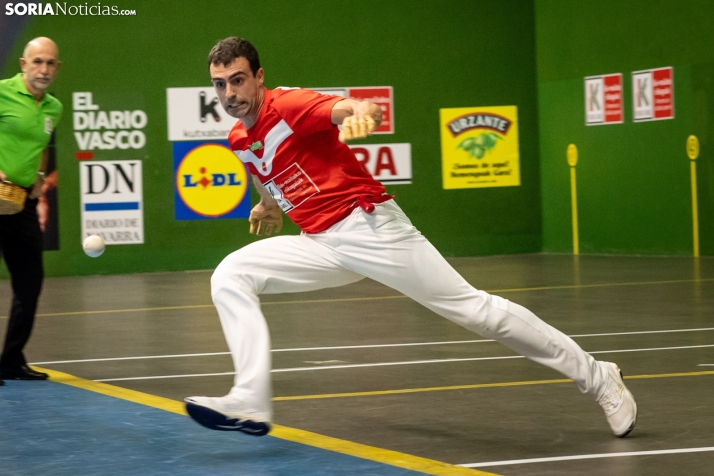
83,235,105,258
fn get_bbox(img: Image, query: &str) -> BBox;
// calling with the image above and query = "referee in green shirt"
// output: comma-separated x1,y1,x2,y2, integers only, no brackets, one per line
0,37,62,384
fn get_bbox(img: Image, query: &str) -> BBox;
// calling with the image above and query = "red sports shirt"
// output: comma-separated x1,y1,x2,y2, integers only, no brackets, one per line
228,88,389,233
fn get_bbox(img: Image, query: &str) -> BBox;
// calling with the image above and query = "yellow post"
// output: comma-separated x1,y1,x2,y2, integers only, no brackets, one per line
567,144,579,255
687,135,700,257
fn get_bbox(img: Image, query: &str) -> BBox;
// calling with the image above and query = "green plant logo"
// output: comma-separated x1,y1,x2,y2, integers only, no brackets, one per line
457,132,502,159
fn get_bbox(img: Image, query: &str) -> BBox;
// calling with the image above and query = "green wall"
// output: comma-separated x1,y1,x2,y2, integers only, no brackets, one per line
1,0,542,278
536,0,714,255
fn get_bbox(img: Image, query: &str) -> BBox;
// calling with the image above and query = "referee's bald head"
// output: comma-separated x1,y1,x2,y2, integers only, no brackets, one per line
20,37,61,97
23,37,59,59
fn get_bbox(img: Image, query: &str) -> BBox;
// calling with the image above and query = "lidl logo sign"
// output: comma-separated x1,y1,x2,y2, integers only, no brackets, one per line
174,141,250,219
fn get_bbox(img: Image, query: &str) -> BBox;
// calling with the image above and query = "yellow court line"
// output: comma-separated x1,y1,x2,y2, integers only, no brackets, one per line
487,277,714,294
29,296,405,318
270,426,496,476
35,367,496,476
34,304,215,317
11,276,713,319
624,370,714,380
39,366,188,415
272,370,714,402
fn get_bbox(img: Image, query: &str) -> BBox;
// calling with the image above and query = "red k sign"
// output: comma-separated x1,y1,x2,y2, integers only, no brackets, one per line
632,67,674,122
585,73,623,125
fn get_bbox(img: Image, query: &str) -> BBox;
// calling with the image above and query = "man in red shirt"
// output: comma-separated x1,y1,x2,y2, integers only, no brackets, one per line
185,37,637,439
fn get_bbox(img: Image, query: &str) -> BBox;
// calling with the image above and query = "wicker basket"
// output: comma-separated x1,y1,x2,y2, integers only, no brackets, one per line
0,180,27,215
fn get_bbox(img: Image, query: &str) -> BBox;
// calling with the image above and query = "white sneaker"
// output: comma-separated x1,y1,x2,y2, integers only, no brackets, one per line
597,362,637,437
184,396,271,437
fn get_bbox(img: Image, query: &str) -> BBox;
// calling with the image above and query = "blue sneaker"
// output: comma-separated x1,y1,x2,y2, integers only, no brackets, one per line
185,396,271,437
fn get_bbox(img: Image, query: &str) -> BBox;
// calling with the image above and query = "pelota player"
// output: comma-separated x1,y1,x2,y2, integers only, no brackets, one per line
185,37,637,438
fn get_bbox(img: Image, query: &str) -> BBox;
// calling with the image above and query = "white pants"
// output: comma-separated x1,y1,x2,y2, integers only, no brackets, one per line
211,200,608,420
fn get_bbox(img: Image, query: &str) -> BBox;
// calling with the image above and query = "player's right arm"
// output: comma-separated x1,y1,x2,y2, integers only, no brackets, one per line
331,98,382,143
249,175,283,236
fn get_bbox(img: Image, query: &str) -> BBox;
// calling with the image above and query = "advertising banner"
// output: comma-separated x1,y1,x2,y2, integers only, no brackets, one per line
349,143,411,185
439,106,521,189
166,87,239,142
80,160,144,244
72,92,148,156
173,141,251,220
585,73,623,125
632,67,674,122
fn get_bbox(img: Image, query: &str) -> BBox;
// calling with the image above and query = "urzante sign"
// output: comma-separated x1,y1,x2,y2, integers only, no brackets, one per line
439,106,521,189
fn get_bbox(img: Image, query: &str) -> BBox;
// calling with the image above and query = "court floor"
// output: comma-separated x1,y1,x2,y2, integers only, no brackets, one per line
1,253,713,475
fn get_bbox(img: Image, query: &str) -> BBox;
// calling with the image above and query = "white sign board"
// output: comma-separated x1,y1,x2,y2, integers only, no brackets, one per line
632,67,674,122
166,87,238,141
80,160,144,244
584,77,605,124
349,143,411,185
584,74,623,125
632,71,654,121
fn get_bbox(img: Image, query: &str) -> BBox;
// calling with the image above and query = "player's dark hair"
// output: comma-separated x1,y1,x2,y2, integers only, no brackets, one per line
207,37,261,75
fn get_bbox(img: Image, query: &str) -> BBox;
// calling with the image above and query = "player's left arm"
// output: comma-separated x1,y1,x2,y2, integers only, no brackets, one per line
330,99,382,143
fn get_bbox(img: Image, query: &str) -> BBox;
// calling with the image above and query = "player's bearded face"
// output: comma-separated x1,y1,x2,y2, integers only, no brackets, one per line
210,57,264,120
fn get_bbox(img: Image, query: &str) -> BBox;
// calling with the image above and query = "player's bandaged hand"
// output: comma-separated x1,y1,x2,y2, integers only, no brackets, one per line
339,115,376,143
249,204,283,236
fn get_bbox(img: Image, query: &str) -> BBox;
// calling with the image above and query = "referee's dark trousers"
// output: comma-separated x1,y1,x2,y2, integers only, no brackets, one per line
0,197,43,371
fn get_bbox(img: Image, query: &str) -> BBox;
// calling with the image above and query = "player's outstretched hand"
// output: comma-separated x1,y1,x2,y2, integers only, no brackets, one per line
249,203,283,236
339,115,376,143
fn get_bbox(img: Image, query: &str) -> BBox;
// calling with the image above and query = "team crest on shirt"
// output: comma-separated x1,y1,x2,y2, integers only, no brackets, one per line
44,117,54,134
235,120,293,176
